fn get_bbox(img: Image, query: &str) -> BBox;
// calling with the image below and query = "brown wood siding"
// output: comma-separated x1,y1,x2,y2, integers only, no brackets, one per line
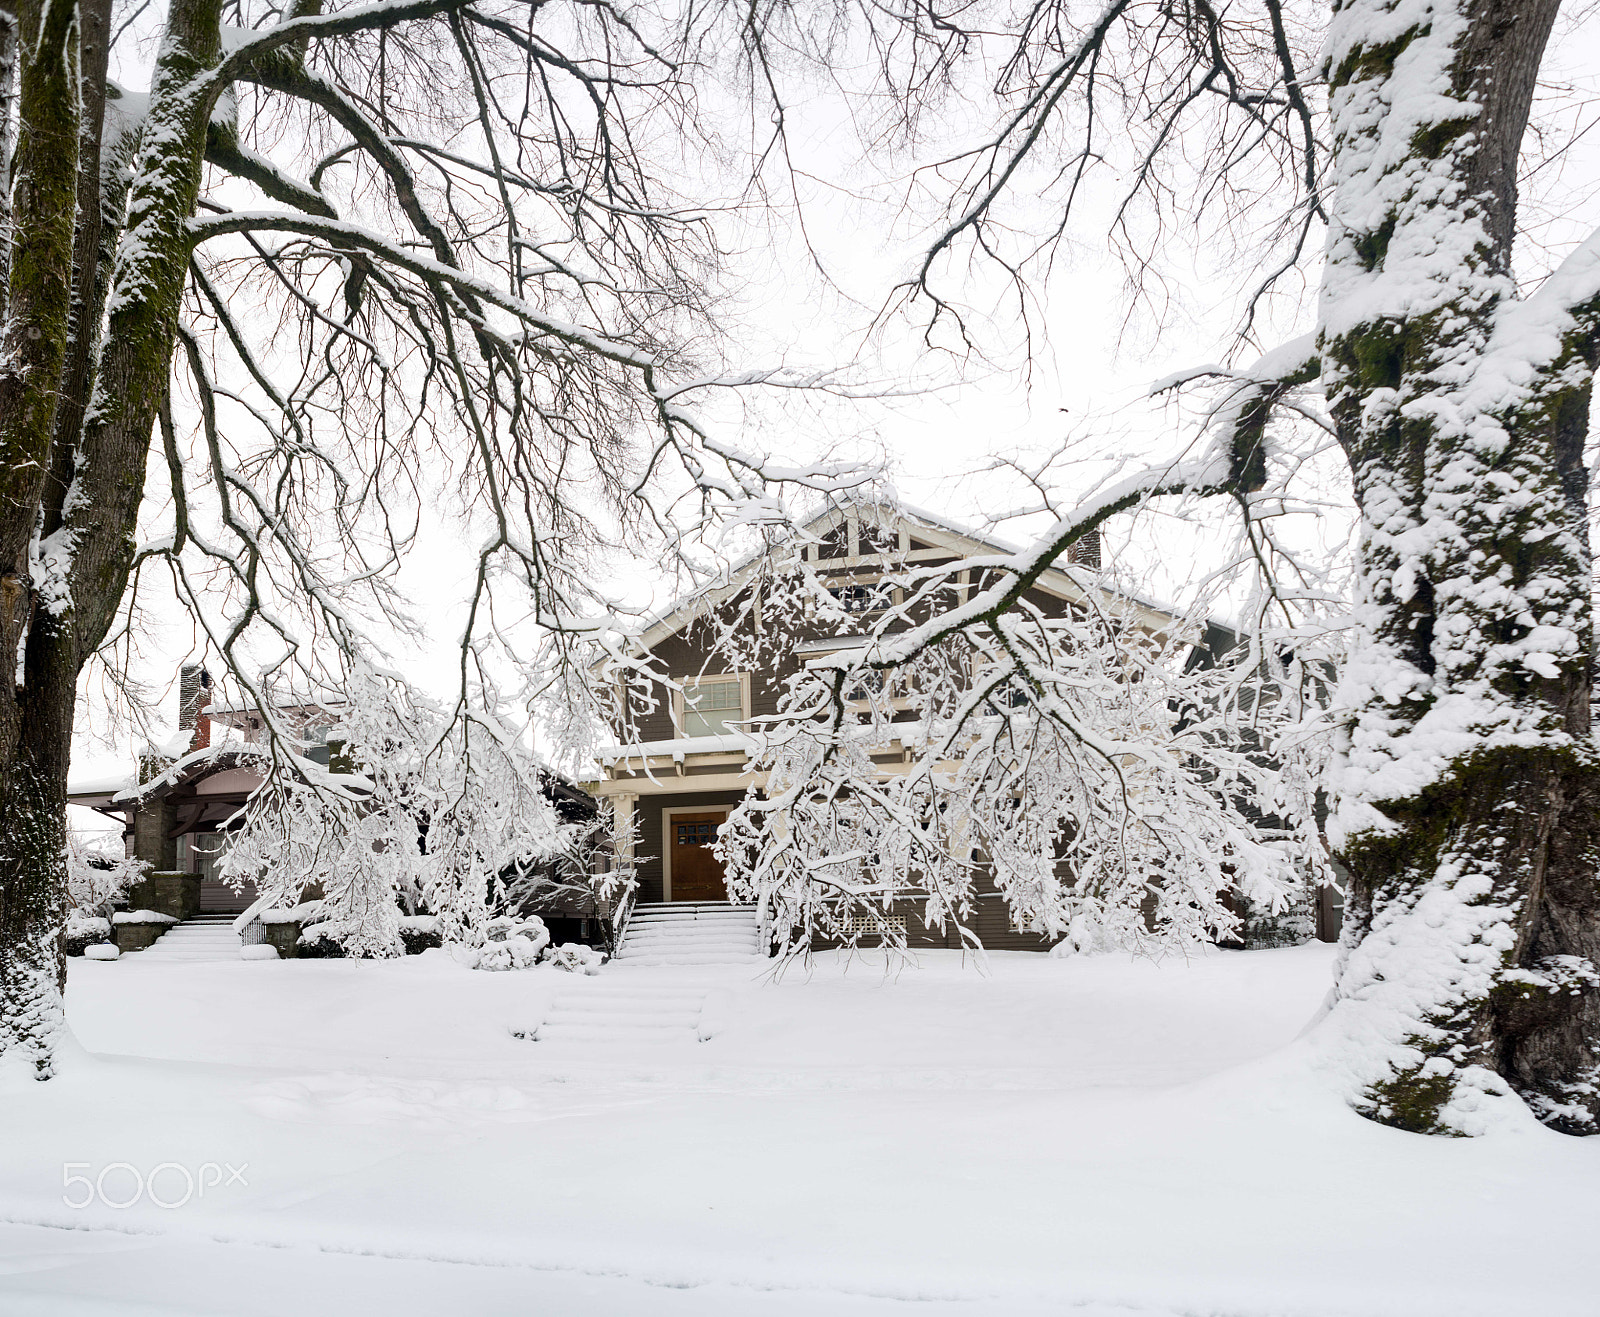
807,896,965,952
967,857,1059,953
805,868,1057,954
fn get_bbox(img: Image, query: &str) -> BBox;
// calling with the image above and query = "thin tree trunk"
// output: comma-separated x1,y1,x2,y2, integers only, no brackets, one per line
0,11,18,318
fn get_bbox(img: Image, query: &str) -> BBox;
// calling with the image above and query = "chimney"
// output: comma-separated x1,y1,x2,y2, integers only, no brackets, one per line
1068,528,1102,571
179,664,212,751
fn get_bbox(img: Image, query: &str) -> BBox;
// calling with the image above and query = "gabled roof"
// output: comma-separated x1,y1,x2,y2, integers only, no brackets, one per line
625,500,1192,660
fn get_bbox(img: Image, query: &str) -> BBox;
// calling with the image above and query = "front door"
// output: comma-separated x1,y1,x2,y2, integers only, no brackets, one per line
669,810,729,902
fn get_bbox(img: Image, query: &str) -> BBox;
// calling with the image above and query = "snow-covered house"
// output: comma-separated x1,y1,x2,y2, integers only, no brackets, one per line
69,667,604,944
594,503,1301,952
67,667,354,915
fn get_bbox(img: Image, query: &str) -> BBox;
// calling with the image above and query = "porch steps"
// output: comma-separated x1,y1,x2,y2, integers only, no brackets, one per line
132,915,243,963
614,903,766,966
530,986,710,1043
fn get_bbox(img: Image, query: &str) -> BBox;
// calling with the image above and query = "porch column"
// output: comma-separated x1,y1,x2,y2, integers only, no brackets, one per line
611,792,638,874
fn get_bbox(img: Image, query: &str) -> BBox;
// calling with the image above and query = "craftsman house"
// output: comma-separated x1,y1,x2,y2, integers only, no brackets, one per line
68,667,354,915
68,670,600,940
592,502,1284,953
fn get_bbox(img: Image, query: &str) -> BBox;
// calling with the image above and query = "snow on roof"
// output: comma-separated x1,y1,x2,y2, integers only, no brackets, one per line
65,771,136,801
206,691,347,717
623,498,1203,660
108,744,271,805
596,732,759,761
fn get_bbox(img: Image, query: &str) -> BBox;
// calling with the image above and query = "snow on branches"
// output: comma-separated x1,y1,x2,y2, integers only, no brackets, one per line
64,834,145,915
711,537,1328,960
221,670,573,956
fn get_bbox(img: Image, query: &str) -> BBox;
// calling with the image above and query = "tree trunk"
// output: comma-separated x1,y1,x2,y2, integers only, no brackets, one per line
1323,0,1600,1133
0,0,223,1076
0,0,84,1078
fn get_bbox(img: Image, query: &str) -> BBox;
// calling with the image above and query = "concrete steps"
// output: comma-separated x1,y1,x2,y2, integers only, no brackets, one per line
531,987,710,1043
133,915,244,963
615,904,766,967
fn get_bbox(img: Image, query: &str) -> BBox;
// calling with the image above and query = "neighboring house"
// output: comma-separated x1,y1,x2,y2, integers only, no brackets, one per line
68,667,350,915
592,502,1273,952
68,668,602,938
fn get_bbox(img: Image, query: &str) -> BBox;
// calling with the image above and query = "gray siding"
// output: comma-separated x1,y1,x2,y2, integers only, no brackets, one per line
622,553,1087,952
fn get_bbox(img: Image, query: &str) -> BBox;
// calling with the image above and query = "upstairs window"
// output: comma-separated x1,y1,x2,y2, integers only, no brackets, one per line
857,521,899,556
828,583,893,614
680,676,745,737
845,668,886,701
301,724,332,766
816,522,851,560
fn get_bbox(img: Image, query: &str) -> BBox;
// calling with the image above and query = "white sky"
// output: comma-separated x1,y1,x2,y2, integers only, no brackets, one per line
71,0,1600,830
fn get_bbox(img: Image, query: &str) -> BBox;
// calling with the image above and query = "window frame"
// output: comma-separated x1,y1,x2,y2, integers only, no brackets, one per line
673,671,752,739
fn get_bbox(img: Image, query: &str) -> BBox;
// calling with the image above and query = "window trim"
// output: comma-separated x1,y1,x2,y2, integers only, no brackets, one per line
672,671,752,738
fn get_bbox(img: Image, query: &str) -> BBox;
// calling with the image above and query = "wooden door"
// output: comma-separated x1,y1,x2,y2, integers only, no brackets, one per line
669,810,729,902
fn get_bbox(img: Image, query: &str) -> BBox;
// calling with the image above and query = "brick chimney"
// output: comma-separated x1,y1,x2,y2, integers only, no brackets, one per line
1067,528,1102,570
179,664,212,751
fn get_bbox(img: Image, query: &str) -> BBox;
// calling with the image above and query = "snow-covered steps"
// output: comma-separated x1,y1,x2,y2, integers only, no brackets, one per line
530,986,712,1043
615,903,766,966
132,915,243,964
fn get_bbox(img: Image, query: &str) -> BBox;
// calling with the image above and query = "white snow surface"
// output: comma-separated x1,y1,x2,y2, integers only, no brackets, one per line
0,944,1595,1315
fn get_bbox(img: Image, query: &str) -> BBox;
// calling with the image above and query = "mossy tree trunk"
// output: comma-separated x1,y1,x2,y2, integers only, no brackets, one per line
0,0,224,1076
1322,0,1600,1133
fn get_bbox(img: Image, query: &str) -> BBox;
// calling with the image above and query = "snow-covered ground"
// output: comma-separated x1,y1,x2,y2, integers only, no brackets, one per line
1,943,1595,1315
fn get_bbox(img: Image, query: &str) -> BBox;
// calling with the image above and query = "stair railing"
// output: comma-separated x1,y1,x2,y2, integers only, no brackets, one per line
609,884,638,957
232,892,272,946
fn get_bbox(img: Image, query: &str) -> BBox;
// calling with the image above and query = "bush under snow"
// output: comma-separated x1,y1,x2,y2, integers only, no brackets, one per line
452,916,551,971
544,943,605,975
64,914,113,957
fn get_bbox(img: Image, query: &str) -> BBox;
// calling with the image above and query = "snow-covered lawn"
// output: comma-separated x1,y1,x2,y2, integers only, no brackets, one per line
1,944,1595,1315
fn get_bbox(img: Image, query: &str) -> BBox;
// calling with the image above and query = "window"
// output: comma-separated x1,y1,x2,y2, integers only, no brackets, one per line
186,833,231,883
681,676,744,737
984,685,1031,716
828,583,892,613
857,521,899,556
302,724,332,766
845,669,886,701
815,523,850,560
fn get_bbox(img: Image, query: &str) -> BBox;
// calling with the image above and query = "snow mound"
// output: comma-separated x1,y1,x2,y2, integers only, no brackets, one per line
544,943,604,975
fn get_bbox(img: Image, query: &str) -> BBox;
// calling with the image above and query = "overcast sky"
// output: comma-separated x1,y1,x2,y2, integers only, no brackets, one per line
72,0,1600,827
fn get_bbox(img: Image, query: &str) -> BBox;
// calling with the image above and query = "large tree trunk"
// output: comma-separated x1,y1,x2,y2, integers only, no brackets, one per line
0,0,86,1078
0,0,221,1077
1323,0,1600,1133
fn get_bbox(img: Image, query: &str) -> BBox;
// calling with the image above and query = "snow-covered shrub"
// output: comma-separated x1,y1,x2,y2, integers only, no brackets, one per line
1238,891,1316,949
63,914,113,957
473,936,544,971
240,945,280,962
543,943,604,975
221,668,573,959
453,915,551,971
66,834,144,916
83,945,120,962
399,914,442,955
296,927,347,959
